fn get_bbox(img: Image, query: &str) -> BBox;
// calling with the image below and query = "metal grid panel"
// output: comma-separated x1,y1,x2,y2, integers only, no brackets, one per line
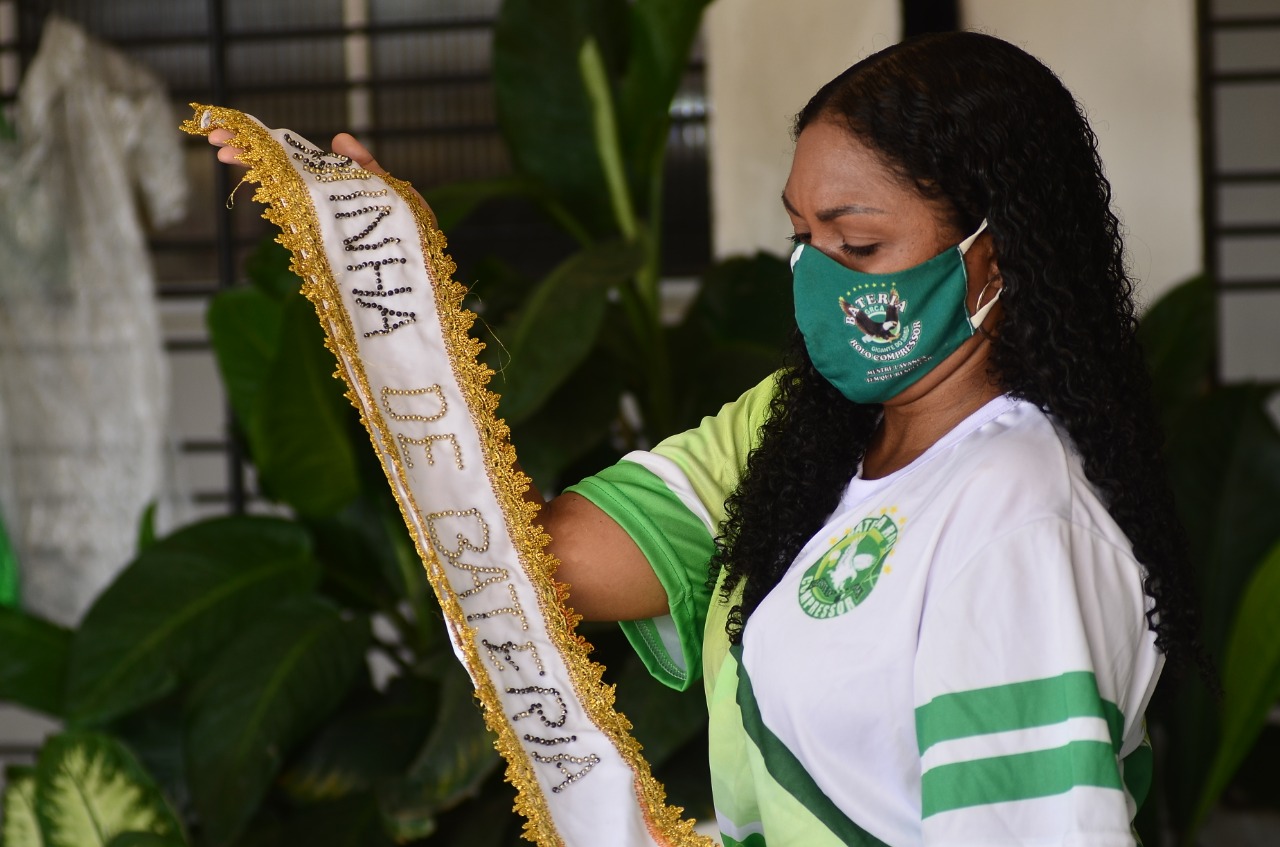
1200,0,1280,381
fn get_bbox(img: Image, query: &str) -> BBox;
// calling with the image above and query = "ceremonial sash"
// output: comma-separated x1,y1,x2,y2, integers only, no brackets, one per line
181,106,711,847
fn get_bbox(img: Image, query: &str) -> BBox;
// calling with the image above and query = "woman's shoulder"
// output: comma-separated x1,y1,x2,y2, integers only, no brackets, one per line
933,397,1127,542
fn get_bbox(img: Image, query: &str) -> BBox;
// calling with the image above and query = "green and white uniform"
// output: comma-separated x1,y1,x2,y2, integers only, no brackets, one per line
566,375,1163,847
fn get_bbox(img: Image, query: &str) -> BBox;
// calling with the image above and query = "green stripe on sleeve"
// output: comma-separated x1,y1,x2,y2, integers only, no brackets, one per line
566,461,715,691
731,645,890,847
921,740,1124,817
721,834,767,847
915,671,1125,754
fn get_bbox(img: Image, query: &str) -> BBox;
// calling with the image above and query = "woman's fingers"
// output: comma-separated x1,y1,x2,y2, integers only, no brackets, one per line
333,132,433,220
208,128,383,176
207,126,434,222
208,128,247,166
332,132,386,175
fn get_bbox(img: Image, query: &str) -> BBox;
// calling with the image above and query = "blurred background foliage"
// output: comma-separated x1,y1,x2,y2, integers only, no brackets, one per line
1135,275,1280,846
1,0,1278,845
0,0,786,844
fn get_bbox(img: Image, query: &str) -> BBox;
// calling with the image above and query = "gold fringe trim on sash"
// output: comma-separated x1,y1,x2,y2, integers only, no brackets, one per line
182,105,712,847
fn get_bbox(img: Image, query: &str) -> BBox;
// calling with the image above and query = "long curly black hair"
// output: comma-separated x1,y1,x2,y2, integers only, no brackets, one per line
710,31,1201,669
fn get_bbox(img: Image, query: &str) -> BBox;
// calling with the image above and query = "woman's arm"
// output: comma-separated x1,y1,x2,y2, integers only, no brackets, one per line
537,493,669,621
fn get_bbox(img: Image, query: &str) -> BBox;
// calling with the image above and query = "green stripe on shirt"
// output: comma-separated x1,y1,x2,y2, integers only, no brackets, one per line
732,645,890,847
921,739,1124,817
915,671,1125,753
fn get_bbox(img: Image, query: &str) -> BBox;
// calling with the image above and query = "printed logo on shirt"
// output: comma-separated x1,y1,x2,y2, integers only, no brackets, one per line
798,510,900,619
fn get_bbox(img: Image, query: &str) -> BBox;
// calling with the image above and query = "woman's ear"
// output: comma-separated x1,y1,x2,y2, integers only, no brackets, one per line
964,232,1002,305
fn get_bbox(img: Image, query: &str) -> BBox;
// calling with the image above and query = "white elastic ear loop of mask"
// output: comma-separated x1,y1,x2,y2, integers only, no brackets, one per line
961,219,996,330
958,218,988,255
969,279,1002,330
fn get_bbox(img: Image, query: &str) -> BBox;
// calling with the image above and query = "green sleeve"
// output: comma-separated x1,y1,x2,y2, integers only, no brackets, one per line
565,372,777,690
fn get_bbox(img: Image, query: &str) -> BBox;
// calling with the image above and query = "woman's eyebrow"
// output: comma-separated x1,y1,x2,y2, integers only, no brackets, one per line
781,193,887,221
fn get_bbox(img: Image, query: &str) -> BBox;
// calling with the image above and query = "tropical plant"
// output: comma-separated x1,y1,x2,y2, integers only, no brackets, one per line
1133,275,1280,845
0,0,797,844
428,0,793,490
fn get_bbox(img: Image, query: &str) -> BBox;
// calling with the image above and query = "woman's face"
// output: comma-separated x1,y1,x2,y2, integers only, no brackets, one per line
783,118,1002,407
782,119,963,273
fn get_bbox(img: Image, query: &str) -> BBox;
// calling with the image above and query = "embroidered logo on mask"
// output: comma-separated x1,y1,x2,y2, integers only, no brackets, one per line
798,510,901,619
838,284,925,365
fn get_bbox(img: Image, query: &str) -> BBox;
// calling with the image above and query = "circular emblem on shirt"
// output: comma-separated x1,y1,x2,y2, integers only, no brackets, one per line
798,512,900,619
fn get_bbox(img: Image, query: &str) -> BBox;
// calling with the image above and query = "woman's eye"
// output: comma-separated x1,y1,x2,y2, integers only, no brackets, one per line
788,232,810,245
840,242,880,258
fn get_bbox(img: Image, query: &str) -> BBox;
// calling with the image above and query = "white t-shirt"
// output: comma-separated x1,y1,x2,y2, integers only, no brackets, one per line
568,379,1164,847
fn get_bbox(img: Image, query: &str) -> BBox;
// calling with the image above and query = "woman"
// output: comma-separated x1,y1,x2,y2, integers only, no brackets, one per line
213,30,1195,847
550,31,1197,846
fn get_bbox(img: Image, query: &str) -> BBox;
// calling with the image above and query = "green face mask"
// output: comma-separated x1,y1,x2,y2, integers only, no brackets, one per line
791,220,994,403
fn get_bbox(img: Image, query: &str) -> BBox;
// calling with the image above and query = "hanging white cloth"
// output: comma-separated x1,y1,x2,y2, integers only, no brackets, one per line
0,15,186,625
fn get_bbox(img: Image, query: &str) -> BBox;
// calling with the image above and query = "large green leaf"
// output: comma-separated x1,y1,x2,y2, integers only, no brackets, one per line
206,286,284,426
510,351,626,490
421,779,520,847
1135,274,1213,427
377,666,500,842
1158,387,1280,827
492,0,708,230
612,654,707,769
248,292,361,516
106,835,187,847
242,237,299,301
489,240,646,423
233,793,395,847
664,252,794,428
109,700,189,821
65,517,318,725
33,732,184,847
1193,541,1280,829
185,597,369,847
1166,387,1280,656
422,176,539,233
692,252,794,349
2,765,43,847
279,676,436,804
493,0,615,237
0,509,19,608
616,0,713,199
305,497,406,614
0,608,71,716
303,487,442,654
580,36,638,239
135,502,158,554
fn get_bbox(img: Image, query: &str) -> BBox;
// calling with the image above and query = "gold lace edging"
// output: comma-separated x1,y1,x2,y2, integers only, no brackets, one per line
182,104,711,847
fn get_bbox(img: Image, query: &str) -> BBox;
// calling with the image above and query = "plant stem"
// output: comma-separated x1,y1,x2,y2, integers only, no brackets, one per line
579,37,639,243
642,139,672,436
541,197,593,248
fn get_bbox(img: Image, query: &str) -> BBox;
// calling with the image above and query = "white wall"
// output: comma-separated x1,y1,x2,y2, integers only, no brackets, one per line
964,0,1201,307
704,0,900,260
704,0,1202,309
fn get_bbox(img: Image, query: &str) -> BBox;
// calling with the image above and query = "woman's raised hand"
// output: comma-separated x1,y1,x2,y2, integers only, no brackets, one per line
208,128,385,173
207,127,432,216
